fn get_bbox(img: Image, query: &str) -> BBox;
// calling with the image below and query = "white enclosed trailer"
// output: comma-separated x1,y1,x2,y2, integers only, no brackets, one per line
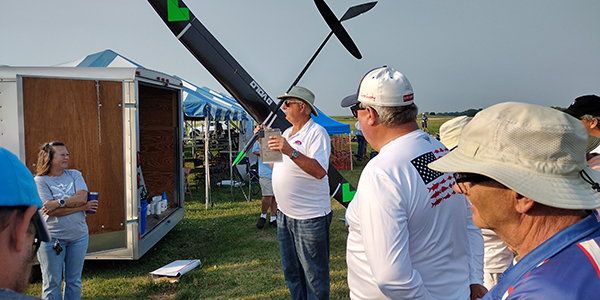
0,66,185,259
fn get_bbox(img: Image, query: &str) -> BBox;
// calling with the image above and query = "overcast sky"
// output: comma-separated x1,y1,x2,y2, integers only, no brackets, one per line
1,0,599,116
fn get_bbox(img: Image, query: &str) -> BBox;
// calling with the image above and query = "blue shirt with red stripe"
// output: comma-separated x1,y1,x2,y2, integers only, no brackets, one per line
483,211,600,300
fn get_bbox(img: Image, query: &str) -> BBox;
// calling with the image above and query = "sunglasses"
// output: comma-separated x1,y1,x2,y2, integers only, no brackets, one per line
453,172,496,194
351,104,379,118
350,104,366,118
283,100,303,107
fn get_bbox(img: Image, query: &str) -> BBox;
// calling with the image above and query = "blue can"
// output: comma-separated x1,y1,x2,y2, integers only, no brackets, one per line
87,192,99,214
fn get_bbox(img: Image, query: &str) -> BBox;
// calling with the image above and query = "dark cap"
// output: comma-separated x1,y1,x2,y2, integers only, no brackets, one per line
341,94,359,108
564,95,600,119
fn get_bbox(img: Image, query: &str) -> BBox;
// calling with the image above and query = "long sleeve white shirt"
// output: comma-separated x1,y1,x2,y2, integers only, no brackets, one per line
346,130,471,300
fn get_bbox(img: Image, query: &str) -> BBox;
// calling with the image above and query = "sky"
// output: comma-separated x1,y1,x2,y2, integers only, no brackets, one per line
1,0,599,116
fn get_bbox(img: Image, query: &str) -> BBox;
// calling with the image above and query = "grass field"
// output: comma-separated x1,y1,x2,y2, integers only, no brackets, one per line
24,115,454,299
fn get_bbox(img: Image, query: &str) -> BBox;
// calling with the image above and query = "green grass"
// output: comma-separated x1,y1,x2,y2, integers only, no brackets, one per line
24,115,451,299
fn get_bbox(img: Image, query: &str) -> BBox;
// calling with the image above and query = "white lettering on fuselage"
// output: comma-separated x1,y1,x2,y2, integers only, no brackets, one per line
250,80,273,105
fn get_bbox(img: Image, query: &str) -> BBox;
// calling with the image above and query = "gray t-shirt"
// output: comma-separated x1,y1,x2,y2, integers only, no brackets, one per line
35,169,88,240
0,289,42,299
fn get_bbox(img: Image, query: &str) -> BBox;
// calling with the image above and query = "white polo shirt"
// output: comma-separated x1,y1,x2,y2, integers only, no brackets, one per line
272,118,331,220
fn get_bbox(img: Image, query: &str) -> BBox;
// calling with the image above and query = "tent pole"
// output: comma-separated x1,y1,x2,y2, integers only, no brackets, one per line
349,134,353,170
228,121,233,197
205,117,210,210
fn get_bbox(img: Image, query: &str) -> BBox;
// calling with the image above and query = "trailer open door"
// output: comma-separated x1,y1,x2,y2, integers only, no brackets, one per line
21,76,127,253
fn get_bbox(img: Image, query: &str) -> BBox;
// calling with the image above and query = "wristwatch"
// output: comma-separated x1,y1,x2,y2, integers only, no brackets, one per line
290,150,299,160
58,199,66,208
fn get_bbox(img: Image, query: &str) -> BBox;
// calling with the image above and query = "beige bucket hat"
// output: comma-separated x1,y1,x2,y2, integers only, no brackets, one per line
439,116,470,150
278,86,318,117
429,102,600,209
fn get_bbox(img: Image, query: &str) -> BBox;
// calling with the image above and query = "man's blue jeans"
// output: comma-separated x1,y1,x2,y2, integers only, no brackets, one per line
357,135,366,158
38,234,88,300
277,210,332,300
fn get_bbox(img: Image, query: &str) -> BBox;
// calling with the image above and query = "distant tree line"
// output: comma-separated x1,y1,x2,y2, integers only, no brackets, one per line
424,108,483,117
425,106,567,117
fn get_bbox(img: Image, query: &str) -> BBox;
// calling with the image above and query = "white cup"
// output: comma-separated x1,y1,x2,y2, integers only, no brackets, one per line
153,202,161,215
147,202,153,215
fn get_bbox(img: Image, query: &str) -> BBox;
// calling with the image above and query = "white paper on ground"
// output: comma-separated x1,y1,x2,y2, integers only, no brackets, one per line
150,259,201,280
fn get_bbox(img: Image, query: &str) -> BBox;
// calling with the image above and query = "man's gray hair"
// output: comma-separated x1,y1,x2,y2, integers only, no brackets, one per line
304,103,312,116
360,103,419,127
581,114,600,122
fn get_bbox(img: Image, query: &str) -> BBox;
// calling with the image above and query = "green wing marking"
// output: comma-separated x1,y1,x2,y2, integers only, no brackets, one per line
168,0,189,22
342,183,356,203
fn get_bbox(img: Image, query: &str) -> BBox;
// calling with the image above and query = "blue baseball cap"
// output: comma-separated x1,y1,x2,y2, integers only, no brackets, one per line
0,147,51,242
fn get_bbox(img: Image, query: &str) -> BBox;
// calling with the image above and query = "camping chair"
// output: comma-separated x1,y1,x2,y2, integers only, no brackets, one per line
247,169,260,198
227,157,260,202
183,167,194,200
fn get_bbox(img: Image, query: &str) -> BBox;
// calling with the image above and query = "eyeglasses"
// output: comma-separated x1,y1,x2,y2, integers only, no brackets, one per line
30,212,43,256
351,104,379,118
453,172,495,194
351,104,366,118
283,100,303,107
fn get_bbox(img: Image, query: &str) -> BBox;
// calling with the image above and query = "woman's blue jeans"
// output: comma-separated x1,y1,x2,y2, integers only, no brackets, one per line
277,210,332,300
37,234,88,300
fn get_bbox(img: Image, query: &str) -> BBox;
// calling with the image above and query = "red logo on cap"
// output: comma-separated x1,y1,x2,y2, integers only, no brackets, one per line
403,94,414,102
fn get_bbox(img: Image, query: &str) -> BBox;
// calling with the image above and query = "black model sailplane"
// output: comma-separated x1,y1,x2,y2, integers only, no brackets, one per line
147,0,375,207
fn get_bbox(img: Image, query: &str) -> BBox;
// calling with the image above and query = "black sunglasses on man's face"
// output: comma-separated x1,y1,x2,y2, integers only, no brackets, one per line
351,104,366,118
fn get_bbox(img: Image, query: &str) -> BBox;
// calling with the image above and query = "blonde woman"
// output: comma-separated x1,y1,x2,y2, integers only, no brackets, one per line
34,141,97,300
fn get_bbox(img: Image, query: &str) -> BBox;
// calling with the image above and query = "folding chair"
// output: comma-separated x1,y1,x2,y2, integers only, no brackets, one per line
247,169,260,197
224,157,259,202
183,167,194,200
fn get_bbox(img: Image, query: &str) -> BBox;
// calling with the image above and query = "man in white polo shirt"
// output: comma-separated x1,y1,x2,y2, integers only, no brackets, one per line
268,86,332,300
341,67,481,300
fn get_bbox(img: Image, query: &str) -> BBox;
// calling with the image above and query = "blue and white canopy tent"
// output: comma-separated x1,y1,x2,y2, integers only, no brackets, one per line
180,78,254,201
181,79,248,122
313,108,353,170
313,107,350,135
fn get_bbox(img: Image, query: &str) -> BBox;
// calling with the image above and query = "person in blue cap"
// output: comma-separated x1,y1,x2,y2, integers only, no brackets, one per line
0,147,51,300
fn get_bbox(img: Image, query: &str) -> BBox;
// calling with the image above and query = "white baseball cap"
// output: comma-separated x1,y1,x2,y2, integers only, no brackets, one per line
341,66,414,108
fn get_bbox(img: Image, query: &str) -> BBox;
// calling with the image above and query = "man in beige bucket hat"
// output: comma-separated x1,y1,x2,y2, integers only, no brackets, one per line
439,116,513,291
429,102,600,300
266,86,332,299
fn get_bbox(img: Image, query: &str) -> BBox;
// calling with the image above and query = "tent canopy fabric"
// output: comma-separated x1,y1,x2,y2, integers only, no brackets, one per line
57,49,143,68
58,49,248,121
313,107,350,135
181,79,248,121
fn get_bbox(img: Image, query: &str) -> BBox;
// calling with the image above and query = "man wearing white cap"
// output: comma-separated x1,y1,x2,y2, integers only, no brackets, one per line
429,102,600,299
341,67,482,300
267,86,332,300
439,116,513,291
0,147,51,299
